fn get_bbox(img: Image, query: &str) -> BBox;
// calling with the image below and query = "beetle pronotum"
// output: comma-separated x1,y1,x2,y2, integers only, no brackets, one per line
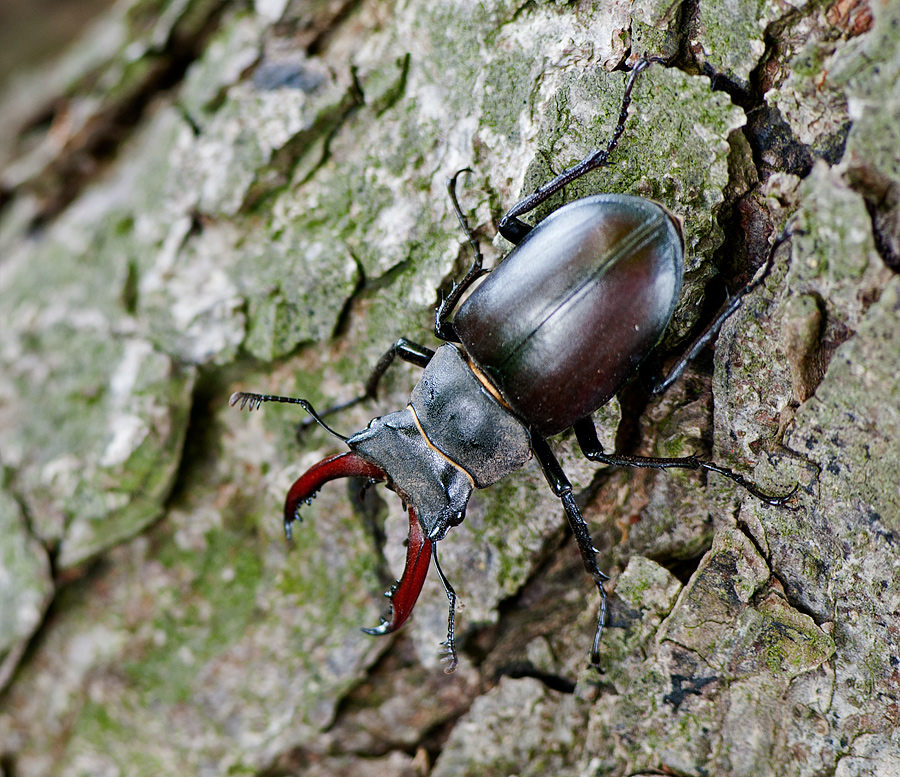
232,57,793,672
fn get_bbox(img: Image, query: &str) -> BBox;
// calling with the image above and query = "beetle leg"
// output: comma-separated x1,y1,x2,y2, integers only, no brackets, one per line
298,339,435,437
647,227,796,396
363,506,433,638
362,339,434,397
531,433,609,669
283,452,386,540
432,546,459,673
573,417,797,506
498,56,665,245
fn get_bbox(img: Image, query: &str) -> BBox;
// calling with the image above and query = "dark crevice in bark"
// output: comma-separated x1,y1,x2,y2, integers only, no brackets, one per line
269,0,367,58
469,530,595,684
6,1,231,230
658,549,707,588
163,367,228,510
0,550,107,703
845,166,900,273
240,75,365,214
491,662,577,693
330,249,369,340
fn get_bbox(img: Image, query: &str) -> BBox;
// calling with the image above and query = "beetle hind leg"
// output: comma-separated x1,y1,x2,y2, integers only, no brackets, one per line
644,226,796,397
573,417,796,506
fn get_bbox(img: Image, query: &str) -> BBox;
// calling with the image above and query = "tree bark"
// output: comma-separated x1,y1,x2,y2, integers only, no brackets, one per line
0,0,897,775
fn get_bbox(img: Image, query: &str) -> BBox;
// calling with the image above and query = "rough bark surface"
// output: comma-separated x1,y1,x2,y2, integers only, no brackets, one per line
0,0,898,775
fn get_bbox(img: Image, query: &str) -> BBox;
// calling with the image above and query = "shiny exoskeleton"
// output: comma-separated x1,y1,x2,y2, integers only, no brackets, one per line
231,58,793,672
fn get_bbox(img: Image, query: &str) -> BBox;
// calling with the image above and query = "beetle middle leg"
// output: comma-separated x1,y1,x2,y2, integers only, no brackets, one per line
531,433,609,668
292,337,435,436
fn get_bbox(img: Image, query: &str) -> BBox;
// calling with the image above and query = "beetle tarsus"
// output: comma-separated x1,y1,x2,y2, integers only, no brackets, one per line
701,468,799,506
432,547,459,673
560,490,610,670
439,641,458,673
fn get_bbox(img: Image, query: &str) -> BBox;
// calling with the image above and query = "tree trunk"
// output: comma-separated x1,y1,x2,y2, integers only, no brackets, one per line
1,0,897,775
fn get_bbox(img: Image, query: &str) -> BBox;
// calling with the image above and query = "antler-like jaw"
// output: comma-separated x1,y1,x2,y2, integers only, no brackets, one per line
281,411,466,670
362,506,459,672
284,452,386,539
362,505,432,638
284,453,443,658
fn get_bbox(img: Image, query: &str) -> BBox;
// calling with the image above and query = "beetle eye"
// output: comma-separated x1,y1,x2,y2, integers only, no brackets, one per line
450,509,465,527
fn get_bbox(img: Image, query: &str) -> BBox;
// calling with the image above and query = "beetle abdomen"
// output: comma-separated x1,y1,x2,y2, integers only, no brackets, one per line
454,195,684,436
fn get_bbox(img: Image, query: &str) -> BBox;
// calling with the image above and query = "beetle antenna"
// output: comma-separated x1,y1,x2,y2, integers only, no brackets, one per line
229,392,349,441
435,170,491,339
432,547,459,673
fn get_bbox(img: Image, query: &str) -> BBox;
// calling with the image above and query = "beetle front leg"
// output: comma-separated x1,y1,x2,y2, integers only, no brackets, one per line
531,433,609,668
290,338,435,436
432,546,459,673
573,417,796,506
363,339,435,398
362,507,461,672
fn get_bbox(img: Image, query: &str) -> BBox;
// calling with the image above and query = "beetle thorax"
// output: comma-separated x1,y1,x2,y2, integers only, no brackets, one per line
346,345,532,541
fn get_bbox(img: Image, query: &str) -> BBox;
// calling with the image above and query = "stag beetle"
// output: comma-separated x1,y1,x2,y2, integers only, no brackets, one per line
231,58,793,672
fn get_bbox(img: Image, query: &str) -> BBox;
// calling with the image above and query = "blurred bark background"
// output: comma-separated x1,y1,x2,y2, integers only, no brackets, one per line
0,0,898,775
